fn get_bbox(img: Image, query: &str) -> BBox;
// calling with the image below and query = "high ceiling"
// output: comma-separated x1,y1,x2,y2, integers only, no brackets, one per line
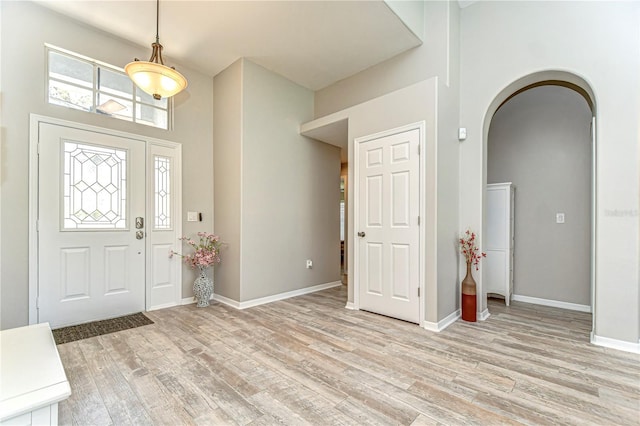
36,0,423,91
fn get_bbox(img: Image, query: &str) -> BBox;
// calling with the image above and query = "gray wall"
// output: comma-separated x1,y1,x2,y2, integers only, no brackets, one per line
213,60,242,301
488,85,592,306
0,1,214,329
314,1,461,322
241,60,341,301
213,59,341,303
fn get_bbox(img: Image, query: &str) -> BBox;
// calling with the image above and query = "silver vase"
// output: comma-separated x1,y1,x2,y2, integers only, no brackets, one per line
193,266,213,307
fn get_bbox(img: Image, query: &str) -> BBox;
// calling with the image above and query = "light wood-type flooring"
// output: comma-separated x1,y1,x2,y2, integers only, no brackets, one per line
57,285,640,425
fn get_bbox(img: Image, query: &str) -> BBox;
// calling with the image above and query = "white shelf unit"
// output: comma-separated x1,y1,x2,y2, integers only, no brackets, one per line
485,182,515,305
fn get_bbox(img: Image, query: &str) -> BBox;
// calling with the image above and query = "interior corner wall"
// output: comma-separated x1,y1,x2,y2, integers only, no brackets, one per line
0,1,214,330
488,86,592,306
459,1,640,344
314,1,461,323
213,59,243,302
240,60,341,302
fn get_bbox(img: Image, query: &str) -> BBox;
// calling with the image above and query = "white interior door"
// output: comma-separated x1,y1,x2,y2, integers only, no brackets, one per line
356,127,420,323
38,123,146,328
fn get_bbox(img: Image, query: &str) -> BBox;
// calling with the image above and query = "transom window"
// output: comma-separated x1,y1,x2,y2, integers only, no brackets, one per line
47,45,169,129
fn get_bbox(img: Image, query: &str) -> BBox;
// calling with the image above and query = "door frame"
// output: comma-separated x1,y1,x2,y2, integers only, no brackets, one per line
352,121,426,325
28,114,183,324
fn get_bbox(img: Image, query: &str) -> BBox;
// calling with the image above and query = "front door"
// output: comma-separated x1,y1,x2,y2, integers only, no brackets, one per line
38,122,146,328
356,126,421,323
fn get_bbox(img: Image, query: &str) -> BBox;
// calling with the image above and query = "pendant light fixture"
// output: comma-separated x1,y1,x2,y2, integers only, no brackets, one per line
125,0,187,100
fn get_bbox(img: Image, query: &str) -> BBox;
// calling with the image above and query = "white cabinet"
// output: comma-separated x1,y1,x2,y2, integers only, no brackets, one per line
0,323,71,425
485,183,515,305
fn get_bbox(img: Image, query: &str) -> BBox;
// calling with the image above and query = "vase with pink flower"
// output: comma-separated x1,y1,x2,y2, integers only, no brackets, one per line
170,232,222,307
459,229,486,322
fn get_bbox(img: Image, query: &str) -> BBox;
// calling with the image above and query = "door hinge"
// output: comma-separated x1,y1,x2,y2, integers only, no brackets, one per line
418,144,421,155
36,297,39,309
36,220,39,232
418,287,420,297
418,216,420,226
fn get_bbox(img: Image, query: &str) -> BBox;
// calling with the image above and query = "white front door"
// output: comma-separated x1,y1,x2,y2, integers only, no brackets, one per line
38,123,146,328
356,126,421,323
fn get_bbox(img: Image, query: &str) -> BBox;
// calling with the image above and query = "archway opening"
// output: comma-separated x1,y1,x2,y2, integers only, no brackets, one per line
482,72,596,332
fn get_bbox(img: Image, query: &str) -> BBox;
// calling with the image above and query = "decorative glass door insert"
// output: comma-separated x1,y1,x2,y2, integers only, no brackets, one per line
63,141,127,230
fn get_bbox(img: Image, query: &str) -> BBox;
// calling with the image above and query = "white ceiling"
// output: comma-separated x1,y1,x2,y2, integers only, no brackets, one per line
36,0,423,91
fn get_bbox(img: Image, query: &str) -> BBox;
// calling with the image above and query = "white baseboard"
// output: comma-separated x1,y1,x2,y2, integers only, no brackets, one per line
180,296,196,305
512,294,592,313
180,293,217,306
423,309,460,332
478,309,490,321
344,301,356,310
591,332,640,354
183,281,341,310
148,302,179,311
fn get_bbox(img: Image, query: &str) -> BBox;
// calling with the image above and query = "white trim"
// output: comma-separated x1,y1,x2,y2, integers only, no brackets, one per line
180,281,342,310
423,309,460,332
591,333,640,354
180,296,197,306
353,121,426,325
512,294,592,313
590,115,597,337
28,118,40,324
148,301,180,311
478,309,490,321
345,302,356,310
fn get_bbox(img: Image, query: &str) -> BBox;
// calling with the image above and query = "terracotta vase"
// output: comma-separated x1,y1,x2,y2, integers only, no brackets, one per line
461,262,477,322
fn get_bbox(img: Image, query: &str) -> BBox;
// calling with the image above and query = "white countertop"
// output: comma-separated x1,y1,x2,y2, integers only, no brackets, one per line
0,323,71,421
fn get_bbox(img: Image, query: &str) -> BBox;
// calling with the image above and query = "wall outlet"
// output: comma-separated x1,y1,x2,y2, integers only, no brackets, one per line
187,211,199,222
556,213,565,224
306,259,313,269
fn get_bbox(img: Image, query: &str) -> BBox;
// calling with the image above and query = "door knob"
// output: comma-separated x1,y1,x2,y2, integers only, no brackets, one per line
136,231,144,240
358,231,366,237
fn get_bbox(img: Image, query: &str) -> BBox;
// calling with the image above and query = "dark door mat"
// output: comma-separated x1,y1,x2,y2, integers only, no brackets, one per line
52,312,154,345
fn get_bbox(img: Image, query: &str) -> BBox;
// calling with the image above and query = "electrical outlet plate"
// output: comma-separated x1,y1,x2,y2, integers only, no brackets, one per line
187,211,198,222
556,213,565,224
306,259,313,269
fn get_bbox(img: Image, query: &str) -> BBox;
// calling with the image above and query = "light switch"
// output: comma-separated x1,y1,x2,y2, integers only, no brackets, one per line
458,127,467,141
187,211,199,222
556,213,565,224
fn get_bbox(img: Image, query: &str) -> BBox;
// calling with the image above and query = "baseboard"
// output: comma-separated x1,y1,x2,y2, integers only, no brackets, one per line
423,309,460,332
478,309,491,321
148,301,179,311
181,296,196,305
201,281,341,310
180,294,216,306
591,332,640,354
344,301,356,310
212,293,241,309
512,294,591,313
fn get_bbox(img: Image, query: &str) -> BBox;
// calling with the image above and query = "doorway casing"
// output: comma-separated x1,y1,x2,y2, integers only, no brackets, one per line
28,114,183,325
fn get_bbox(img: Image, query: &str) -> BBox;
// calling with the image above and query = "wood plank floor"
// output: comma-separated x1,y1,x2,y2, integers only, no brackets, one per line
57,286,640,425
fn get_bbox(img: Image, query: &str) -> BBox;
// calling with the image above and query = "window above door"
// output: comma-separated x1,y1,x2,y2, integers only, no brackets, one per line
46,45,170,130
